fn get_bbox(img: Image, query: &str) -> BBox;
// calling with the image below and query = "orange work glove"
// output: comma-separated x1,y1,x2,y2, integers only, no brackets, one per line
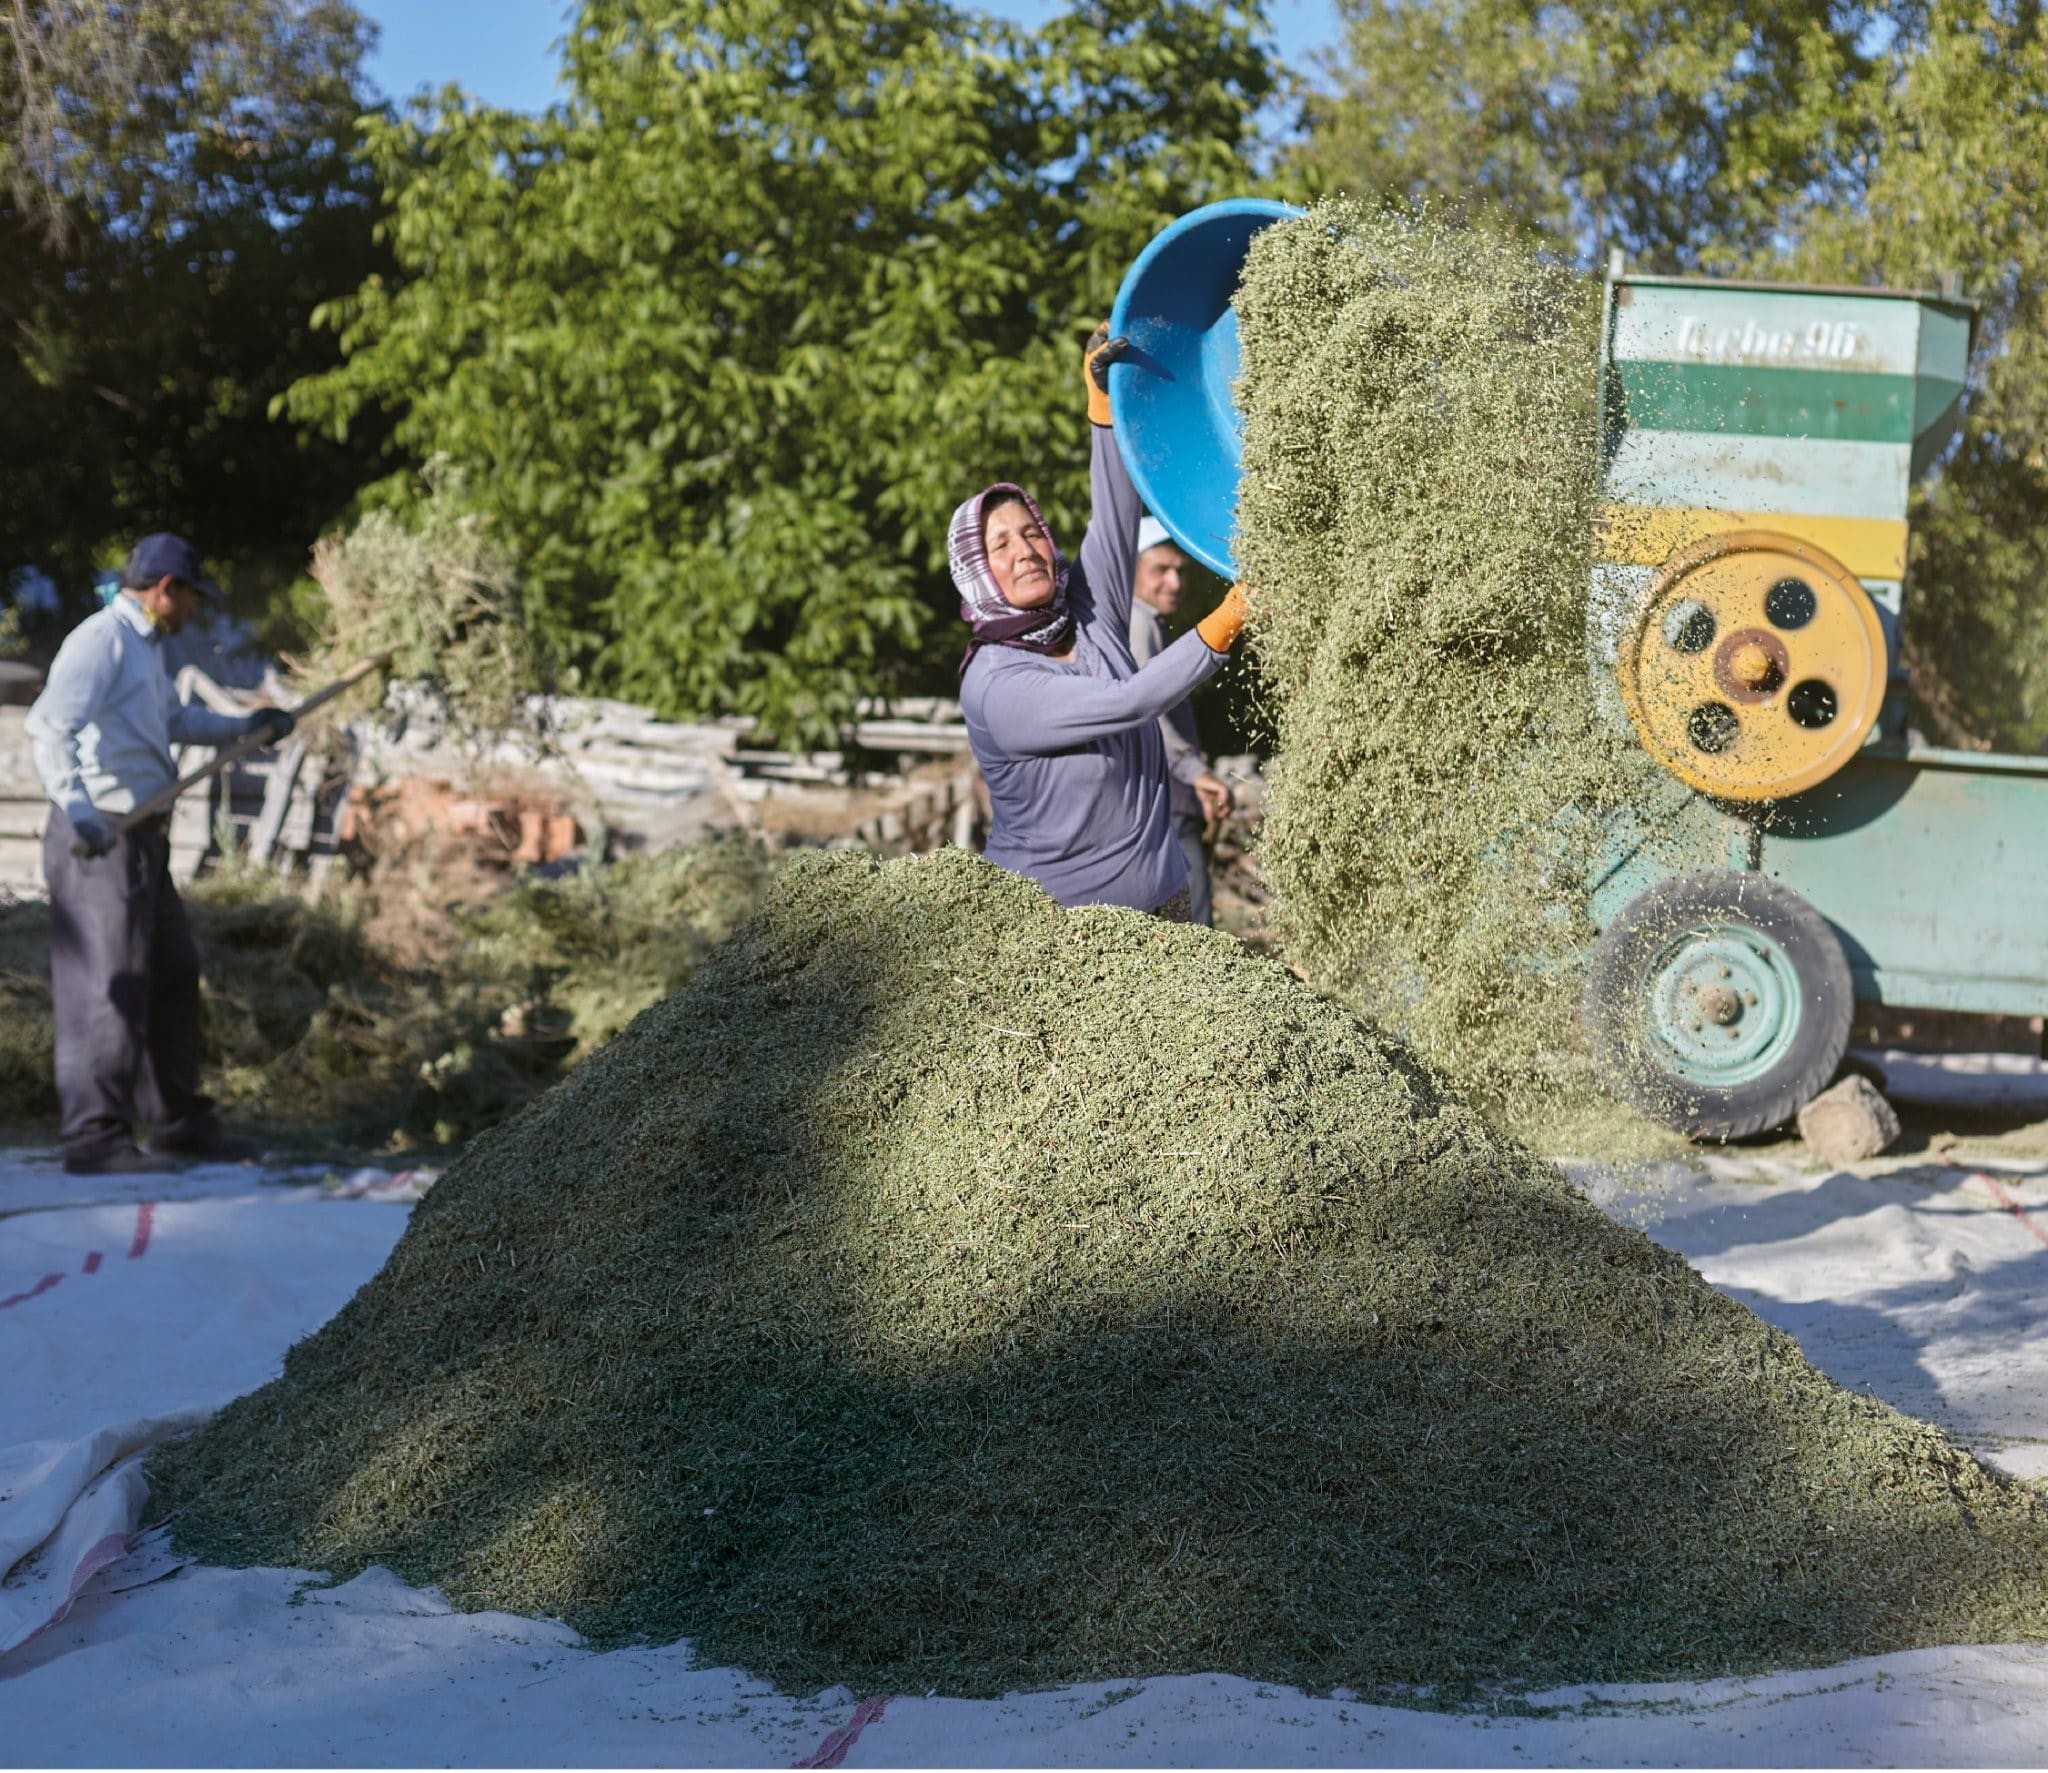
1084,324,1129,427
1196,583,1251,652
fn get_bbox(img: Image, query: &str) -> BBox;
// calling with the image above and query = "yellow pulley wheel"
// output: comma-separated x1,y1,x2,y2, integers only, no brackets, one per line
1615,530,1889,802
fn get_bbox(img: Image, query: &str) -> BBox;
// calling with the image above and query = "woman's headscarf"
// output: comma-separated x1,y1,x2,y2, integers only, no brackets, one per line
949,482,1075,674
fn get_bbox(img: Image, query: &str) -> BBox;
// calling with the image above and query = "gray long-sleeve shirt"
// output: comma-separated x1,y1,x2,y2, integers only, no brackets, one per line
960,427,1228,911
1128,599,1208,821
26,595,246,822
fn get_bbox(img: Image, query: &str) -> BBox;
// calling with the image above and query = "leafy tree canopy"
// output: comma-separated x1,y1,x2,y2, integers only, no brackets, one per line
1785,1,2048,751
0,1,388,627
1,0,368,245
287,0,1278,739
1295,0,1885,269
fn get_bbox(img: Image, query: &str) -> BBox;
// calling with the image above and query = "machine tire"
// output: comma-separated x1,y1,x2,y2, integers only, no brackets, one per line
1582,870,1854,1140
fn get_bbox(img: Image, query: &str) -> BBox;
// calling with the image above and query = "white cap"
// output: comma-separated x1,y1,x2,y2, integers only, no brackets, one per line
1137,515,1171,555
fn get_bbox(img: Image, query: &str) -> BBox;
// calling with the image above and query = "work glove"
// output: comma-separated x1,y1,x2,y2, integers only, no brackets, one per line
1084,324,1130,428
241,707,296,745
1196,584,1251,653
69,810,117,860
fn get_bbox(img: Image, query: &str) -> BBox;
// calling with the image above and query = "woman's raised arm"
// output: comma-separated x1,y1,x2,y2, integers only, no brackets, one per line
1071,329,1143,637
973,628,1225,758
1076,421,1144,638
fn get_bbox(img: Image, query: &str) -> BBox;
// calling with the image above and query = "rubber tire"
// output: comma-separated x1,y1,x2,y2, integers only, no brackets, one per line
1582,870,1854,1141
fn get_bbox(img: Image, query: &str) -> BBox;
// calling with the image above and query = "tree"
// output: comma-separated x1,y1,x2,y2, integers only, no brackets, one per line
1,2,367,242
1779,0,2048,751
1295,0,1883,269
285,0,1277,738
0,2,388,624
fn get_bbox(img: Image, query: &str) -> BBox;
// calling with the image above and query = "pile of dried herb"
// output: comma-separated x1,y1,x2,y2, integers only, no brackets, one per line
152,849,2048,1699
1234,200,1703,1142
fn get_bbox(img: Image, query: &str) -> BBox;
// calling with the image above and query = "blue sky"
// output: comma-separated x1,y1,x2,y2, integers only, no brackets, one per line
359,0,1343,111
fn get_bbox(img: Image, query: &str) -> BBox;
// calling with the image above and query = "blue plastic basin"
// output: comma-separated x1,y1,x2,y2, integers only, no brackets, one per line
1107,198,1303,580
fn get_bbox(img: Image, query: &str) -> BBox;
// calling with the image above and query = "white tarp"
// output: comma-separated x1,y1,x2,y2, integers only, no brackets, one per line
6,1142,2048,1765
0,1166,409,1657
1577,1153,2048,1478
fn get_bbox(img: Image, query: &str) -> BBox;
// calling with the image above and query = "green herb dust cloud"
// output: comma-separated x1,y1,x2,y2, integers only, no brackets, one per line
1233,200,1701,1141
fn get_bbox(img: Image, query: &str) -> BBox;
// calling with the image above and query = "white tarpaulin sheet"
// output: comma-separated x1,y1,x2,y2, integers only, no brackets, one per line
0,1167,409,1658
5,1141,2048,1765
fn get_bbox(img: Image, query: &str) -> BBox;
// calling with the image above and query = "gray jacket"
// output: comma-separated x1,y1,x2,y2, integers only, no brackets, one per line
959,427,1227,911
27,596,245,822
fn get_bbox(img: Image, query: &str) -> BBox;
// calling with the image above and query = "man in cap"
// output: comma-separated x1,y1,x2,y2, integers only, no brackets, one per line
1126,516,1233,926
25,534,295,1174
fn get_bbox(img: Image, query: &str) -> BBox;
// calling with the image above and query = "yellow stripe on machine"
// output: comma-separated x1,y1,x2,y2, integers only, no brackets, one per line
1596,506,1909,580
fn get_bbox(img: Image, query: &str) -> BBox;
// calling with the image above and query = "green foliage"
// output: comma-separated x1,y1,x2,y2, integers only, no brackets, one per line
0,841,775,1146
2,2,368,241
460,841,775,1055
0,2,389,626
152,849,2048,1694
1778,1,2048,752
0,890,58,1121
1296,0,1881,268
305,476,544,737
286,0,1276,740
1235,200,1690,1138
1301,0,2048,752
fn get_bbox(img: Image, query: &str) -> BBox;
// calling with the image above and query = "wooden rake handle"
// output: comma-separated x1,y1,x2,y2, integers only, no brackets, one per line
88,649,395,850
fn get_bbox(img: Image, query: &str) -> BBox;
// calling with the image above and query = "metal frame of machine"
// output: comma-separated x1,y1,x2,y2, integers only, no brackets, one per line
1585,257,2048,1135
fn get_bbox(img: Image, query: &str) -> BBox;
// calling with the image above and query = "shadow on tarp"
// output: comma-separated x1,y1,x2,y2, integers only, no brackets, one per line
1579,1165,2048,1451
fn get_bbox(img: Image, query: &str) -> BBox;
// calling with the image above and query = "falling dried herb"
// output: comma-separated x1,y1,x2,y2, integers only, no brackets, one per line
1234,199,1707,1146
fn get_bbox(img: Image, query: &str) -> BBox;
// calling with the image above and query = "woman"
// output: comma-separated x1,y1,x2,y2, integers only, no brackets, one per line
952,331,1249,915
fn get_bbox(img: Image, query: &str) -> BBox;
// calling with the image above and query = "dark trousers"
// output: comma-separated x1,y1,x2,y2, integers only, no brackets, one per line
42,808,216,1160
1172,810,1213,928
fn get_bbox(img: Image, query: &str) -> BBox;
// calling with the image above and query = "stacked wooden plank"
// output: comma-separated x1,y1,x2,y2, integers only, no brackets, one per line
849,761,982,855
0,682,995,897
355,688,982,851
189,738,352,885
724,698,973,791
353,690,755,855
0,713,349,898
0,709,44,897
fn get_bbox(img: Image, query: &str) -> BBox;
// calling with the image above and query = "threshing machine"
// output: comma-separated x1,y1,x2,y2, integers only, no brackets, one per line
1108,200,2048,1139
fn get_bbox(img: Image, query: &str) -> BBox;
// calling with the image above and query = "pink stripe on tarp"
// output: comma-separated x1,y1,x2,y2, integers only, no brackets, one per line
7,1530,135,1657
61,1532,132,1602
4,1204,155,1310
0,1272,63,1310
795,1695,892,1769
1974,1172,2048,1251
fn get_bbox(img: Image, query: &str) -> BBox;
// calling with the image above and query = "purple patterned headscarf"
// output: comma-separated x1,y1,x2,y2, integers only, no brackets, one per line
949,482,1075,674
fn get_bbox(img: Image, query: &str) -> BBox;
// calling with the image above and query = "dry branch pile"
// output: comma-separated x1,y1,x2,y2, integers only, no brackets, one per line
0,842,771,1145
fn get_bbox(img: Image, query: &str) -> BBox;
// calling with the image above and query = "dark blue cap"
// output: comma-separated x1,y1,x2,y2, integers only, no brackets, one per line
122,533,224,602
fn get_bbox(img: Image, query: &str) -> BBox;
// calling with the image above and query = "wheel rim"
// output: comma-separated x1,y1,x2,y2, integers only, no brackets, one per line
1640,920,1803,1090
1614,530,1888,803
